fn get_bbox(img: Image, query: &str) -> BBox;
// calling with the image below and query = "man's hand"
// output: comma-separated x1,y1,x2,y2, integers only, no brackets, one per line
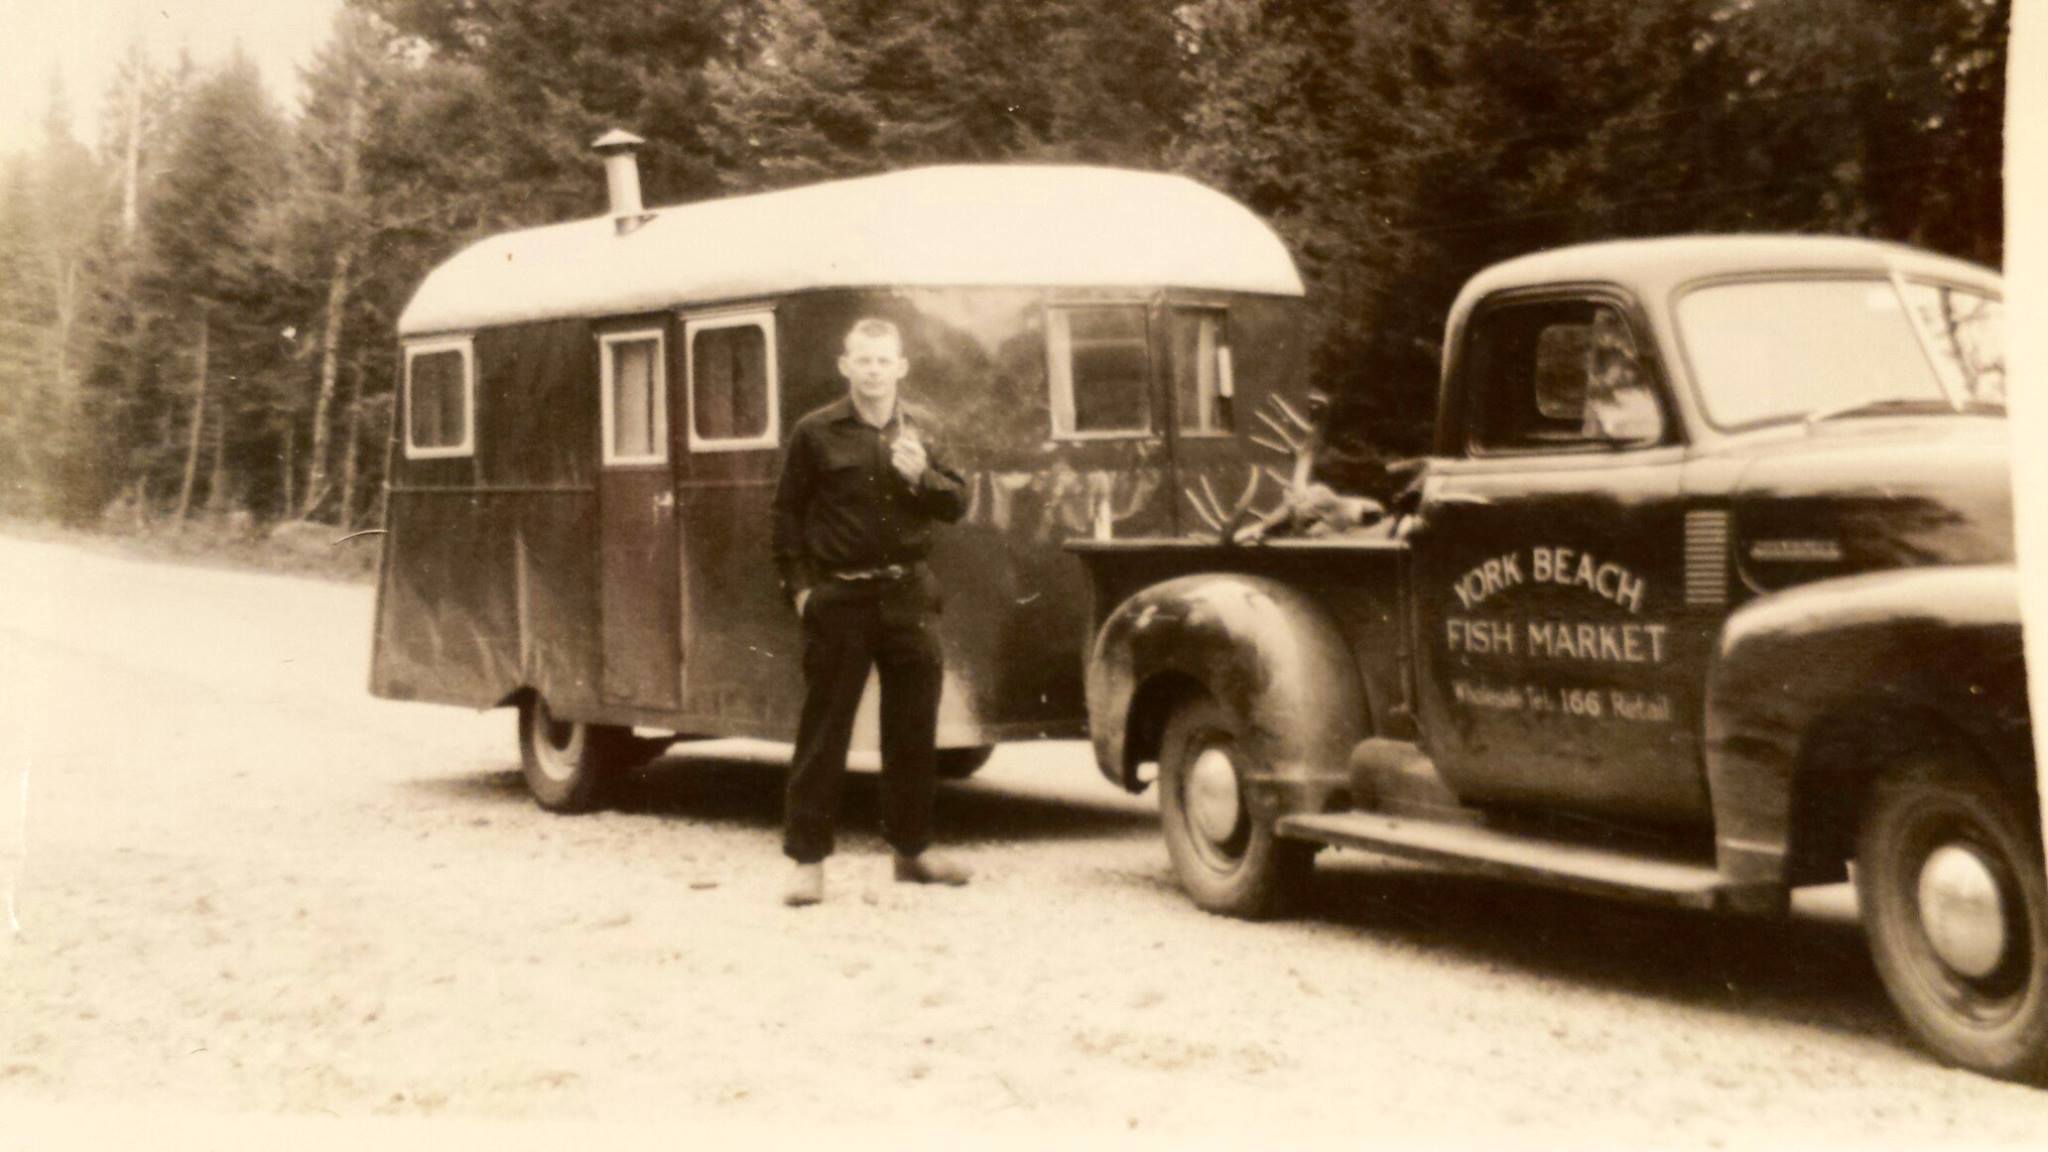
890,434,928,484
795,588,812,617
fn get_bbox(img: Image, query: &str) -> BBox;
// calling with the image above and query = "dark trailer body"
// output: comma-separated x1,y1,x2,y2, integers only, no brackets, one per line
371,162,1309,797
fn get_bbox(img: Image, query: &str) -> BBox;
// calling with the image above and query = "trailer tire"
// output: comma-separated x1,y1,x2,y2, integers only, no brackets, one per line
935,746,995,780
517,695,641,814
1856,752,2048,1083
1158,693,1311,920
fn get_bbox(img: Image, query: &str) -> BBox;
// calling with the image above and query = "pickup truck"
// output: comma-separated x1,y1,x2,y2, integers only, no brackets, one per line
1071,236,2034,1080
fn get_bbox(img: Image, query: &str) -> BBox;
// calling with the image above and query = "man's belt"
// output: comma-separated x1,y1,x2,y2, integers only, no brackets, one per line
827,563,915,583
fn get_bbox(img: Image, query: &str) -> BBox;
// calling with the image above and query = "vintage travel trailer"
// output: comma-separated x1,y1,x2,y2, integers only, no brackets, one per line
371,134,1312,808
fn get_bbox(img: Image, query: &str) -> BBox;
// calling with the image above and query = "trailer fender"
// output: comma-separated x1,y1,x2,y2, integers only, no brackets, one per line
1085,573,1367,816
1704,565,2034,888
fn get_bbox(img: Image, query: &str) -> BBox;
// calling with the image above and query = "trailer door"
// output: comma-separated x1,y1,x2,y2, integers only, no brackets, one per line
597,329,682,707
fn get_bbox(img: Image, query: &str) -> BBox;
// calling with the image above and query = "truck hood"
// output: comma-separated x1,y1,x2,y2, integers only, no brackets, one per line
1728,416,2013,592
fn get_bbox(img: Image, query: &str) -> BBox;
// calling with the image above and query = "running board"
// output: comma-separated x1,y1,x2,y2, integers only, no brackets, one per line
1277,811,1738,910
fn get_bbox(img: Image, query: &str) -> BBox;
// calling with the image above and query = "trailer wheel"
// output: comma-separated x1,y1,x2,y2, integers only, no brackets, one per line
1857,752,2048,1082
935,746,995,780
1158,694,1311,920
517,695,642,813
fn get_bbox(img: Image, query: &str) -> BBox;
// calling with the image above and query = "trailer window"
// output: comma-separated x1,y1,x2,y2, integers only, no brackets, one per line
1049,306,1151,437
686,311,779,452
601,330,667,464
1170,308,1232,435
403,338,473,459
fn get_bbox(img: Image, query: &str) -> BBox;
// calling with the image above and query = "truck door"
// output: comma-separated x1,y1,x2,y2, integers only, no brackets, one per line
596,327,682,708
1409,295,1712,828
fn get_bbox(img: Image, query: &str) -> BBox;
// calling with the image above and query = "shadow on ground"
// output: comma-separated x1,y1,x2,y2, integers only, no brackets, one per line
1296,857,1900,1051
411,758,1902,1057
412,751,1156,847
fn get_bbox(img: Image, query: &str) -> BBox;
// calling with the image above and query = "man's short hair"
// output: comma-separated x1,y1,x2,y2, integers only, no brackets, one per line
844,317,902,352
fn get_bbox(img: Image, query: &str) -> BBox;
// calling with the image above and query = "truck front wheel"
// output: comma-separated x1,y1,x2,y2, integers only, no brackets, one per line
1158,694,1312,920
517,695,654,813
1856,753,2048,1082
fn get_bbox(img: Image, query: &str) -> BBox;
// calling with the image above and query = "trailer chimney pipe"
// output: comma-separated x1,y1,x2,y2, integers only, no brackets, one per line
592,128,651,236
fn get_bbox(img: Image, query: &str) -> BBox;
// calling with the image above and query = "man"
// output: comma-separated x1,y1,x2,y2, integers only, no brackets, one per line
771,317,973,906
1580,307,1662,443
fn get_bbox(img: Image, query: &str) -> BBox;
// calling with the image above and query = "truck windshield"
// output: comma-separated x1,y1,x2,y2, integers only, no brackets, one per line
1677,278,2005,429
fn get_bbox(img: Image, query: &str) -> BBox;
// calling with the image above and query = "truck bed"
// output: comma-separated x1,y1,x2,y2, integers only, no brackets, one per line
1069,532,1414,740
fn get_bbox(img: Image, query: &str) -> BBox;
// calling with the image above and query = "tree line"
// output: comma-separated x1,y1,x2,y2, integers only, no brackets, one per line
0,0,2007,528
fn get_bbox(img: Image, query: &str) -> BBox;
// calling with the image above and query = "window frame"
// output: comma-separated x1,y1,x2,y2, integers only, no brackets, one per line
1045,301,1157,441
597,328,669,467
1458,289,1674,460
682,307,781,453
402,335,476,461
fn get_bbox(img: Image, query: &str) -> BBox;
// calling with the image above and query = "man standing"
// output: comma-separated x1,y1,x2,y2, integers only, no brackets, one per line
771,317,973,906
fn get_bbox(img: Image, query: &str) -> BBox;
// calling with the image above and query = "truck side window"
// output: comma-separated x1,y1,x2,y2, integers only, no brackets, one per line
1467,300,1662,454
685,310,779,452
1170,308,1233,435
1049,305,1151,437
403,338,474,459
600,330,666,465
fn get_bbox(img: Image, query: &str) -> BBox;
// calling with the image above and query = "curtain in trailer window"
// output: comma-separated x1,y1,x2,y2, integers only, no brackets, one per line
610,338,662,458
409,349,466,449
1048,306,1149,435
1170,309,1230,432
693,325,770,442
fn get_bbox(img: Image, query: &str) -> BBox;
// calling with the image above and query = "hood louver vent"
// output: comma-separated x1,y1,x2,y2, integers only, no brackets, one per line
1685,510,1730,608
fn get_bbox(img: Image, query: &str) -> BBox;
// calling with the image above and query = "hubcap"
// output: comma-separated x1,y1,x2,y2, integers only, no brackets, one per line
1187,745,1243,846
1918,843,2009,980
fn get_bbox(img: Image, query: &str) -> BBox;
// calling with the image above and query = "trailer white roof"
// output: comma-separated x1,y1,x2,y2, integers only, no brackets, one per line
397,165,1305,336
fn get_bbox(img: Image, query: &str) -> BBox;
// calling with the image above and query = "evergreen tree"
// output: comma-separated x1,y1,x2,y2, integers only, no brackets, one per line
271,9,403,522
0,78,113,517
144,52,292,524
0,160,44,510
361,0,738,216
73,46,203,525
703,0,880,188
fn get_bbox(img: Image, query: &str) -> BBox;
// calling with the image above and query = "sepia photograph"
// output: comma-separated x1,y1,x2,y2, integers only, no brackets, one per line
1,0,2042,1146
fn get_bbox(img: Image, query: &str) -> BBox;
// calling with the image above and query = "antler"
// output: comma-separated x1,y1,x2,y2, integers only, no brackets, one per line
1249,393,1321,489
1184,392,1337,545
1182,465,1278,545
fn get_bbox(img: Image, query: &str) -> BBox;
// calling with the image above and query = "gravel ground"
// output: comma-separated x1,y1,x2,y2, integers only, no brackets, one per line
4,530,2048,1149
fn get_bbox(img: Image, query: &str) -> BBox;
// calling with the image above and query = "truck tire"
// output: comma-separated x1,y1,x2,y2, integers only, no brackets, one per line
1158,694,1312,920
517,695,649,814
935,746,995,781
1856,752,2048,1082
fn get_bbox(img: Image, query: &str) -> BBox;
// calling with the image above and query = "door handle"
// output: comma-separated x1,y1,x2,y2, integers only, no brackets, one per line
653,491,675,513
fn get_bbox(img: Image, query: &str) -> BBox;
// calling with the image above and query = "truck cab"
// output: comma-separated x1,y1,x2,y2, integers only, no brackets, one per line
1073,236,2034,1080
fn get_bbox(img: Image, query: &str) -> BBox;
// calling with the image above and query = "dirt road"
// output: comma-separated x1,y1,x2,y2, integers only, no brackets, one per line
3,531,2046,1147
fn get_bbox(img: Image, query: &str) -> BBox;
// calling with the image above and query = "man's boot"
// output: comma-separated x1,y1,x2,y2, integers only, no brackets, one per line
893,851,971,886
783,862,824,906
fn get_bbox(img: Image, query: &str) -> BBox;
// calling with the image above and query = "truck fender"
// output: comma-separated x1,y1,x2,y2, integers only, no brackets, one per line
1704,565,2033,888
1085,573,1367,817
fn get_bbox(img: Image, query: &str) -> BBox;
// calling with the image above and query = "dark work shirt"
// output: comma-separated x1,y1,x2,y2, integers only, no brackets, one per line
772,395,967,604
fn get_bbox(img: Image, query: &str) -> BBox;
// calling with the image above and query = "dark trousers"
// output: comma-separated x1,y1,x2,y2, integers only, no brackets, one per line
784,576,943,863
